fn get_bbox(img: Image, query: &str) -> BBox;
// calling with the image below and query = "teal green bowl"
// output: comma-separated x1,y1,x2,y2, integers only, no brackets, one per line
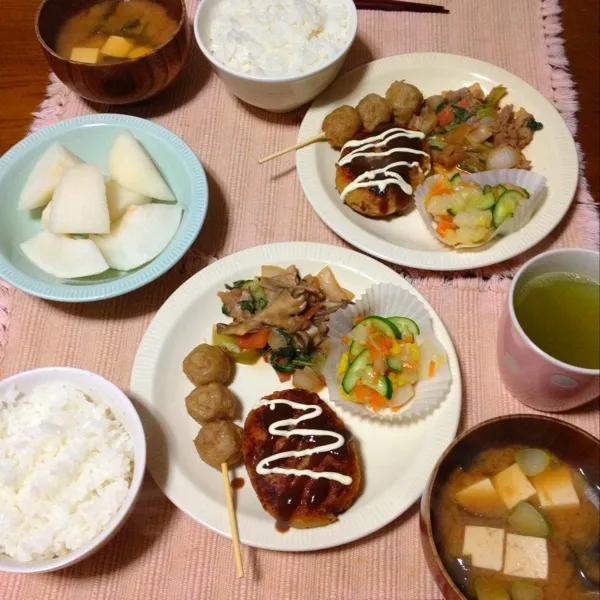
0,114,208,302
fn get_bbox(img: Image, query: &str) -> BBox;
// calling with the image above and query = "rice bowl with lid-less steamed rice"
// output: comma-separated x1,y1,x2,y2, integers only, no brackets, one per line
0,381,133,562
207,0,351,77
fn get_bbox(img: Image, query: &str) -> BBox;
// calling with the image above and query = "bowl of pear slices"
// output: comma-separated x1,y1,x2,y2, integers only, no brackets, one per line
0,114,208,302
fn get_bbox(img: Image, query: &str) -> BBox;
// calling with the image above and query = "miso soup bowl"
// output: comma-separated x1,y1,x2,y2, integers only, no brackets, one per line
419,415,600,600
193,0,357,113
498,248,600,412
35,0,190,105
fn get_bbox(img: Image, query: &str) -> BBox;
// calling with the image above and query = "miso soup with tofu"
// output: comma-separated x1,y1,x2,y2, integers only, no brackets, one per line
55,0,179,64
433,447,600,600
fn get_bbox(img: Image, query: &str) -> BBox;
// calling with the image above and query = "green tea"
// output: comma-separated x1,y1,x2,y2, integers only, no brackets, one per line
514,272,600,369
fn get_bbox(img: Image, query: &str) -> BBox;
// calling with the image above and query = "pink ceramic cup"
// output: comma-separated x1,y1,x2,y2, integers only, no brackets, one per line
498,248,600,412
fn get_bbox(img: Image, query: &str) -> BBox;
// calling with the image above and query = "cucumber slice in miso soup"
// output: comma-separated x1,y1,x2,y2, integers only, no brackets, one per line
516,448,551,476
508,501,551,538
474,579,510,600
511,581,543,600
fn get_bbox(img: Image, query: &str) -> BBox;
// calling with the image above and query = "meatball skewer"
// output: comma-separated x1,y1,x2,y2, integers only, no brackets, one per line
257,105,365,164
182,342,244,577
257,81,424,163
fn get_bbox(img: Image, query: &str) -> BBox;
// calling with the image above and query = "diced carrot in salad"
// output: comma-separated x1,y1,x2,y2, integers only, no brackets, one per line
436,220,457,236
428,360,437,378
428,179,453,198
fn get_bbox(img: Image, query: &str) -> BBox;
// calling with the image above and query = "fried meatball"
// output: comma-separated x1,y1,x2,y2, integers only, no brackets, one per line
356,93,392,132
183,344,231,387
322,105,362,149
385,81,424,127
185,382,237,425
194,420,243,470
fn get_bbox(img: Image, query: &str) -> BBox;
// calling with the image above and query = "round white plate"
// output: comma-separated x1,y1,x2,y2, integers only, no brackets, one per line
131,242,461,551
296,53,578,271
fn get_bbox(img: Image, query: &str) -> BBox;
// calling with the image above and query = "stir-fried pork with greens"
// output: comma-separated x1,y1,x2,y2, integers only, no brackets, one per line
213,265,353,392
414,83,543,173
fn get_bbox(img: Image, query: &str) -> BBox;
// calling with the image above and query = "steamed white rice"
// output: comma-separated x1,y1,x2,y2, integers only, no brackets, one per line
207,0,351,77
0,382,133,562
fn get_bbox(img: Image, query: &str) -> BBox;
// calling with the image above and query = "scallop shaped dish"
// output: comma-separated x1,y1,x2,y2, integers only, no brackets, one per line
0,114,208,302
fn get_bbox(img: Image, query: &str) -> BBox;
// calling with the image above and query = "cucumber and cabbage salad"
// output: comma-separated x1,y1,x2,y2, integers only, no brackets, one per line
426,173,530,246
337,314,442,412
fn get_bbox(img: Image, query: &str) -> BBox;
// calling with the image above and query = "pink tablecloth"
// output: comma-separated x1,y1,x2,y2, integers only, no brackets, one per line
0,0,598,598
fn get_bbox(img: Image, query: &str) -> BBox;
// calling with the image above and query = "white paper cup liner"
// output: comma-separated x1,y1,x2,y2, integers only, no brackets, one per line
414,169,547,249
323,283,452,423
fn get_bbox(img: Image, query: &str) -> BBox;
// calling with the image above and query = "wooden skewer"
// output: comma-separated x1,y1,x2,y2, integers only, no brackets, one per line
221,463,244,578
258,132,327,164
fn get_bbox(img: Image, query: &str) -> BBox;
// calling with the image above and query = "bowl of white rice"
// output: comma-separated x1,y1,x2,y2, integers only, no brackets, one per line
194,0,358,112
0,367,146,573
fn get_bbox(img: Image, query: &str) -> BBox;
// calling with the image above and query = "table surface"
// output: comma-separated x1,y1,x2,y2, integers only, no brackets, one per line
0,4,598,599
0,0,598,203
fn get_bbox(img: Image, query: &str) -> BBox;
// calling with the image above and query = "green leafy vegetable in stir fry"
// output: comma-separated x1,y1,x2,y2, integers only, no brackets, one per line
213,265,354,392
406,83,543,173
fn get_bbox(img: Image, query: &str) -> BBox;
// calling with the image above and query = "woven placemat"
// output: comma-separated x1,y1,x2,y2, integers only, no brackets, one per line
0,1,598,598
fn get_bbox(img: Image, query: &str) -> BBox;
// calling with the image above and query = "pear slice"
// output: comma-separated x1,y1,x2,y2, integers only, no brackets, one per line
21,231,109,279
41,201,52,230
91,203,183,271
106,179,151,221
107,131,175,201
48,164,110,234
18,143,81,210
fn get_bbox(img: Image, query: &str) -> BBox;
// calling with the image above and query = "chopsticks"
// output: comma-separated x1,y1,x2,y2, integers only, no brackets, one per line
354,0,449,13
221,463,244,578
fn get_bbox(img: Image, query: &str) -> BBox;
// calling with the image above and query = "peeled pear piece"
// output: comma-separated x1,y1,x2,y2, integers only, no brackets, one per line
18,143,81,210
107,132,175,201
41,201,52,230
20,231,109,279
91,203,183,271
106,179,151,221
49,164,110,234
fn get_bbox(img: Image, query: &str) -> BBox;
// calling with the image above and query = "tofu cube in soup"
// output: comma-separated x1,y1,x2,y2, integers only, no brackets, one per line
462,526,505,571
503,533,548,580
492,463,536,510
100,35,134,58
531,467,580,508
70,47,100,63
455,478,506,518
128,46,153,58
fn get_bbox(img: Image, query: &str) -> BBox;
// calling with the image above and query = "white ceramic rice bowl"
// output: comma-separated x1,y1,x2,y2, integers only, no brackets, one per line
193,0,358,112
0,367,146,573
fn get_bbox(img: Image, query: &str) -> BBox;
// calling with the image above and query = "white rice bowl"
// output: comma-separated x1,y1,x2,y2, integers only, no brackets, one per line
0,368,145,573
207,0,352,77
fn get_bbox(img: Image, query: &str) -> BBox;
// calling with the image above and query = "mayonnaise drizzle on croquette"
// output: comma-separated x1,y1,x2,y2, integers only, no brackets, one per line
338,127,430,200
254,399,352,485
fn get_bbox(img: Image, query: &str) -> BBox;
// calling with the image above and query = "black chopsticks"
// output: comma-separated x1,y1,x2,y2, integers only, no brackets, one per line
354,0,449,13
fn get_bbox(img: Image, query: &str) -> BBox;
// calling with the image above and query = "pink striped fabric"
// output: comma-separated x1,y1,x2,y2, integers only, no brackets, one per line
0,1,598,598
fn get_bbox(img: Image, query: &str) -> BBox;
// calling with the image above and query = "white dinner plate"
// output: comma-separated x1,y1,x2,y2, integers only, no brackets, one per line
296,53,578,271
130,242,461,551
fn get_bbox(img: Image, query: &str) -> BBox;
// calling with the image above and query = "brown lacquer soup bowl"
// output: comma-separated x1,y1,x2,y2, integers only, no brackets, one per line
419,415,600,600
35,0,190,104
